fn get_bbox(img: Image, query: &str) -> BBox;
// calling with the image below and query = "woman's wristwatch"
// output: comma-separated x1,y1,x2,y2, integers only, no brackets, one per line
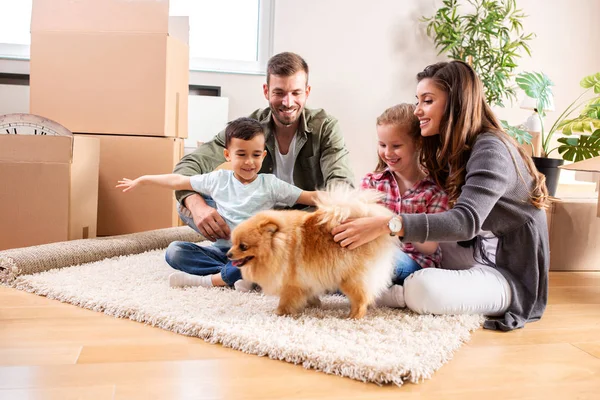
387,216,403,236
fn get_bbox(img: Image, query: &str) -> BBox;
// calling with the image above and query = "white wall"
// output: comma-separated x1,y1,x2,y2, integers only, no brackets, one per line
2,0,600,186
0,84,29,114
194,0,600,184
189,1,442,182
272,0,440,182
491,0,600,134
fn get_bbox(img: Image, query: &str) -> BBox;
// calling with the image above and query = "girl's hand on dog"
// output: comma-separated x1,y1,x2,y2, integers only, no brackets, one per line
332,216,391,250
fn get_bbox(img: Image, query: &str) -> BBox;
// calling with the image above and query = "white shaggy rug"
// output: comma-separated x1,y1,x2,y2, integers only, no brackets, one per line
13,248,484,386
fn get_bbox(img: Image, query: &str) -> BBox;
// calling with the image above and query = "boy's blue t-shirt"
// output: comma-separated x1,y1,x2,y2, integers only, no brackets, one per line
189,170,303,247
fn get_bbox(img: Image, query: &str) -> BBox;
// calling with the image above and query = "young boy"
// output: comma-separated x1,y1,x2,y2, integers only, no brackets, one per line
117,117,318,290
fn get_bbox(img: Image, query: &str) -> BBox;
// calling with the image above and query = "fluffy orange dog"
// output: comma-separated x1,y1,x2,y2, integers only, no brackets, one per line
226,188,398,319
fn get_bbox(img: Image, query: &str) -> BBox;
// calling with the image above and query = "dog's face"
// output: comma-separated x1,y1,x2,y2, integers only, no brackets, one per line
226,215,279,273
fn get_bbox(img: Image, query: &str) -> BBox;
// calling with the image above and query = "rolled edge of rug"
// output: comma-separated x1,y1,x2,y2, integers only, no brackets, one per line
0,226,204,283
0,255,20,284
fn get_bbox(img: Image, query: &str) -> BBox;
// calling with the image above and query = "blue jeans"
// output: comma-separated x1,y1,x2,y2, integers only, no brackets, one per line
332,250,421,296
165,241,242,287
170,195,241,286
392,250,422,285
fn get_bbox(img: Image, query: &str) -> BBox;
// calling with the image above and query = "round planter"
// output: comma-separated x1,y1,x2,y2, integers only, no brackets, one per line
532,157,564,196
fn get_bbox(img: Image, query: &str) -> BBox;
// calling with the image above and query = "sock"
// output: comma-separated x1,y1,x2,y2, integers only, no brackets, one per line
169,271,214,288
376,285,406,308
234,279,255,292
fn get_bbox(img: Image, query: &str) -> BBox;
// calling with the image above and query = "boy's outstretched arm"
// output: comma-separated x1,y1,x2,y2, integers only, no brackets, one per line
296,191,319,206
116,174,193,192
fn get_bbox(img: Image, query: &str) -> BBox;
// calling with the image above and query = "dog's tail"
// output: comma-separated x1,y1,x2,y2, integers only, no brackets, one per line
315,183,391,225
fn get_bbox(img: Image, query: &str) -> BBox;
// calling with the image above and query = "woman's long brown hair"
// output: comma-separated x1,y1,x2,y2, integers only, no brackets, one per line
416,61,548,209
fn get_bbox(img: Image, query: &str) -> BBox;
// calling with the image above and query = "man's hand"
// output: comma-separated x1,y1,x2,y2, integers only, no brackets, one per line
331,216,390,250
184,194,230,241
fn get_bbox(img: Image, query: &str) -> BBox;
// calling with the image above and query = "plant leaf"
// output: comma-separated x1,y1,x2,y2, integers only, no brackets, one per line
558,116,600,135
420,0,534,108
580,72,600,94
516,71,554,116
581,104,600,119
557,130,600,162
500,120,533,144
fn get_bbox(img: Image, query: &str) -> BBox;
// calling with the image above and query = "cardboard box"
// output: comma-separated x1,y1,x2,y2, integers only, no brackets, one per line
521,131,543,158
31,0,170,34
0,135,99,250
70,136,101,241
30,32,188,138
548,198,600,271
560,157,600,217
79,134,183,236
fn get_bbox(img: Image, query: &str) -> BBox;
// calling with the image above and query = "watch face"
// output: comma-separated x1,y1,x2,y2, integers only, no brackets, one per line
0,113,72,137
389,217,402,232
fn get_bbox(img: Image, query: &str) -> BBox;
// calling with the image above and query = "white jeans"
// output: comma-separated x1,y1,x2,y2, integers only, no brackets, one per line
403,236,512,317
404,265,512,316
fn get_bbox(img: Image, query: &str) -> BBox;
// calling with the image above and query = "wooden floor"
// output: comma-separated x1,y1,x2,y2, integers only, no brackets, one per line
1,271,600,400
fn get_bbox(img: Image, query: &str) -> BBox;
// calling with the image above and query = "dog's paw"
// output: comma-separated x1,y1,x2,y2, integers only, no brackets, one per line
347,305,368,320
307,296,322,308
276,302,306,316
275,305,295,316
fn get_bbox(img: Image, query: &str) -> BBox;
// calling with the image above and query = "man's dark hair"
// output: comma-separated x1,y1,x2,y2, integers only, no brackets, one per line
225,117,265,148
266,52,309,85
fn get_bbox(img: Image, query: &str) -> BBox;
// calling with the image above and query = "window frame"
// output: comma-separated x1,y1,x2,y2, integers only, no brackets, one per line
0,43,29,60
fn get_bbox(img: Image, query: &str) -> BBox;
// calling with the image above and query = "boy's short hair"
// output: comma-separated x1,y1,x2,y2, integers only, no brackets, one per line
225,117,265,148
266,52,309,85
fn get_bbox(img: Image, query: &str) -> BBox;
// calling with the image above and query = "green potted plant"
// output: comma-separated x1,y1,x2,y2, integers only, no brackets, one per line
422,0,534,108
516,71,600,195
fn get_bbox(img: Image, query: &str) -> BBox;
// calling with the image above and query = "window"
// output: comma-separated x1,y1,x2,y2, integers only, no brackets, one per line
0,0,31,59
0,0,274,75
170,0,274,75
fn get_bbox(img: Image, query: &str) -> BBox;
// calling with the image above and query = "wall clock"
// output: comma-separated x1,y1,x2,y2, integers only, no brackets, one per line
0,113,72,137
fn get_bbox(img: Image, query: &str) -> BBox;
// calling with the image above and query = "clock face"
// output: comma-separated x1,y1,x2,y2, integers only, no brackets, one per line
0,113,72,137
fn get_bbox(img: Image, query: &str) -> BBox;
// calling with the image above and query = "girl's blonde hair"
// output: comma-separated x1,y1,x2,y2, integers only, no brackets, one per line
374,103,421,172
416,61,548,209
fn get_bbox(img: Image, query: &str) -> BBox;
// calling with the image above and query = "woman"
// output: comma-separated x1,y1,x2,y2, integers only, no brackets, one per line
333,61,550,331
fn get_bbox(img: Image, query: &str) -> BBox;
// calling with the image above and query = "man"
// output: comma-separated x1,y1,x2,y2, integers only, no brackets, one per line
174,52,354,241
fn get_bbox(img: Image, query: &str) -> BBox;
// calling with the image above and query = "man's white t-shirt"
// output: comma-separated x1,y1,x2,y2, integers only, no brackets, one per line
189,170,302,247
273,134,297,185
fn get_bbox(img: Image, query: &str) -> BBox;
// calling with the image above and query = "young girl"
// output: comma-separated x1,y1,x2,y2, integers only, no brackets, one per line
361,104,449,307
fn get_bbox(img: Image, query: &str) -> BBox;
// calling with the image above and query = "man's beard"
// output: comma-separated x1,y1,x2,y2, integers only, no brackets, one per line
270,104,301,127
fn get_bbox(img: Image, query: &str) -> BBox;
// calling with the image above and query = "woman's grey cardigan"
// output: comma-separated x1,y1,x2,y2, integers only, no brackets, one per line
401,133,550,331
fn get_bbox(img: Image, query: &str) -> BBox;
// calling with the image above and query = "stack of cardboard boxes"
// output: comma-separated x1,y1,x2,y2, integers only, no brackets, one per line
0,132,99,250
29,0,189,236
519,129,600,271
549,158,600,271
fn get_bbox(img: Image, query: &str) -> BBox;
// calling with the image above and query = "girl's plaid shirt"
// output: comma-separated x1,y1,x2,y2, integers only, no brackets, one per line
361,169,449,269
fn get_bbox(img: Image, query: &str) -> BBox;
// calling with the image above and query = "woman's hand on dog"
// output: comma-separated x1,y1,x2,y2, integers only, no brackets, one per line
332,216,391,250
